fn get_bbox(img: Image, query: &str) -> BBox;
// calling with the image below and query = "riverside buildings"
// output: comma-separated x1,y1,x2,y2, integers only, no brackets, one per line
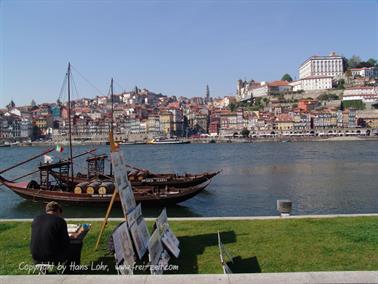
1,51,378,143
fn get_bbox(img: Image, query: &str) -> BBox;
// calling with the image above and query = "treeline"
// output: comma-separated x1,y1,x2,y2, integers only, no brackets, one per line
345,56,377,69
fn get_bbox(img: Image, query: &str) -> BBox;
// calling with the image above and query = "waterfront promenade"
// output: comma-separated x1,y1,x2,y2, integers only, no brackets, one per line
2,271,378,284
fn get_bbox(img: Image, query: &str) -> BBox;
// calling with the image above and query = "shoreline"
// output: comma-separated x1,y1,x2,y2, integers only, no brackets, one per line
2,135,378,147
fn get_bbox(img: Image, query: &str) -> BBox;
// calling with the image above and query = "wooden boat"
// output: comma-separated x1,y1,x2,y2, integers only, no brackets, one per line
50,167,221,188
0,175,210,207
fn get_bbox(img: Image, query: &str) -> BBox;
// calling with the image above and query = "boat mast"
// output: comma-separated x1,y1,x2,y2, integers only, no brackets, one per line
110,78,114,176
67,62,74,182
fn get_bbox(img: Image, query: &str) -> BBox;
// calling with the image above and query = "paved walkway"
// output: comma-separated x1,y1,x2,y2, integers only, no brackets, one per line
1,213,378,222
1,272,378,284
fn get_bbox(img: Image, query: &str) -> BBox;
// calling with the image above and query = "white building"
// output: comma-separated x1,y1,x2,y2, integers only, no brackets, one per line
350,67,378,78
252,83,269,98
289,80,302,92
251,81,292,98
343,86,378,103
299,52,344,79
300,76,333,91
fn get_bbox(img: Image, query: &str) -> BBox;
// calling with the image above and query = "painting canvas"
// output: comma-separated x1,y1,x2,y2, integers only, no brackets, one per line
111,151,136,215
161,231,180,258
148,228,164,266
129,216,150,260
127,203,142,227
154,208,180,257
112,222,136,268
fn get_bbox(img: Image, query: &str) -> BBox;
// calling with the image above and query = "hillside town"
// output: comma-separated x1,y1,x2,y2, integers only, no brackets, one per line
1,52,378,145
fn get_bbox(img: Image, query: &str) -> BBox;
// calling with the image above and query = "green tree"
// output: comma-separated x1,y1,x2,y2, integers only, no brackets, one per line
356,60,377,68
318,93,339,101
367,58,378,67
281,73,293,82
337,79,345,90
340,101,344,111
347,55,362,68
343,100,365,110
229,102,237,112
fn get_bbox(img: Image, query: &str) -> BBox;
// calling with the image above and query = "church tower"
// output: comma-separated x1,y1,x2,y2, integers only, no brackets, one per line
205,84,210,103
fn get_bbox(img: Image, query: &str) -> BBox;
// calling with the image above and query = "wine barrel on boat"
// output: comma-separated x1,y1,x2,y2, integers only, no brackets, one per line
98,181,114,195
86,181,101,194
74,182,88,194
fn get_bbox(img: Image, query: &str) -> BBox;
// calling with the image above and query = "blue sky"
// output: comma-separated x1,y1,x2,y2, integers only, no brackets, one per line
1,0,377,107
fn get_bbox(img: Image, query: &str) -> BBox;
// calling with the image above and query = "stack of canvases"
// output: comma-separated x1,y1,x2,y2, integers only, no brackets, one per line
110,150,180,275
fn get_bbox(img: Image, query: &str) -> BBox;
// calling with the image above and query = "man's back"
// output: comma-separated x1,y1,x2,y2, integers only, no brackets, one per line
30,213,70,263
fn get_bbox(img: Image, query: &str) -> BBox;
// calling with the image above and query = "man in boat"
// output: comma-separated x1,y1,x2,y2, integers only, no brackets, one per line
30,201,86,269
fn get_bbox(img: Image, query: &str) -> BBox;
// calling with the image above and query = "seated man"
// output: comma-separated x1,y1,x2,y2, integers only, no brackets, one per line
30,201,84,266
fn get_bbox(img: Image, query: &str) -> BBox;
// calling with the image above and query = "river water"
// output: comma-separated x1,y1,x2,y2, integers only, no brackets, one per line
0,141,377,218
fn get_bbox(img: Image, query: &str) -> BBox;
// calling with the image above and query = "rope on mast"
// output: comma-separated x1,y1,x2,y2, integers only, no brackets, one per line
70,64,107,97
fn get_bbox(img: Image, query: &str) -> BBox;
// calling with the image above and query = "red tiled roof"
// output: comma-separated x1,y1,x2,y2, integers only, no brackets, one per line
268,80,289,87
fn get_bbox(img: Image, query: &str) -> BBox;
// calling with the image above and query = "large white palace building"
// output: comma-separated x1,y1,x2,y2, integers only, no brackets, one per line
299,52,344,79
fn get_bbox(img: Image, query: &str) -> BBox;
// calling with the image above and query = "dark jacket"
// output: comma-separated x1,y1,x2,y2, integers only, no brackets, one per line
30,213,70,263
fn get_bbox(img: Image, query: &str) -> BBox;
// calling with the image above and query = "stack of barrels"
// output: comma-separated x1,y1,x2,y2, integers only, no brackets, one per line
74,181,114,195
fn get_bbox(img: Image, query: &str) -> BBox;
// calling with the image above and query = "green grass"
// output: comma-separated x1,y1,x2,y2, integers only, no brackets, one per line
1,217,378,274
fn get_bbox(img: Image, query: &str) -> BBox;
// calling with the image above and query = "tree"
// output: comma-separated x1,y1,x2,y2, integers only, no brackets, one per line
281,73,293,82
367,58,378,67
337,79,345,90
340,101,344,111
342,100,365,110
229,102,237,112
347,55,361,68
318,93,339,101
31,99,36,107
57,99,62,106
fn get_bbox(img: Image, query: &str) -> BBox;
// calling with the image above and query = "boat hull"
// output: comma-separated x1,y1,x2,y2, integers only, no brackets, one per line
0,177,210,207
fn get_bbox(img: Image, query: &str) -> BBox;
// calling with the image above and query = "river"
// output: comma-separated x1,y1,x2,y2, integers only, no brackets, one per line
0,141,377,218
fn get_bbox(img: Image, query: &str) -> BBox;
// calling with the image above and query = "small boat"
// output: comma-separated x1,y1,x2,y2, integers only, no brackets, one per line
0,175,210,207
118,141,147,145
147,138,190,144
0,144,11,148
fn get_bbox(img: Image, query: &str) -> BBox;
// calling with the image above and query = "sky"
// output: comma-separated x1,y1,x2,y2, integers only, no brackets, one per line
1,0,378,107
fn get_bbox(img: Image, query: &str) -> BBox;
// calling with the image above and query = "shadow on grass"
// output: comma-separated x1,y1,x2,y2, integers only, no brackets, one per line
167,230,236,274
228,256,261,273
88,230,260,274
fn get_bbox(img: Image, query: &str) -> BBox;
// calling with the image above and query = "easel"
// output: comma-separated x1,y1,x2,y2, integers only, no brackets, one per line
94,131,126,250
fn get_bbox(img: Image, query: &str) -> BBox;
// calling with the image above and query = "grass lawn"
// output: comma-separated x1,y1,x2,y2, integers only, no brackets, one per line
0,217,377,274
